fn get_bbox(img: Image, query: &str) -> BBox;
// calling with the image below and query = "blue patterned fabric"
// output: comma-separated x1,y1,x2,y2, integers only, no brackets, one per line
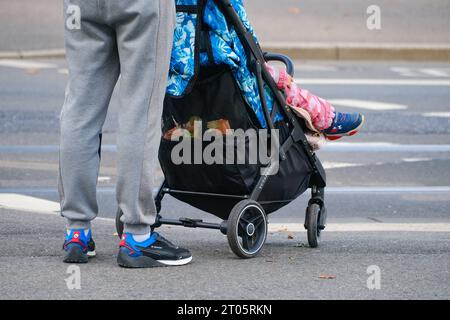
167,0,282,128
166,1,199,96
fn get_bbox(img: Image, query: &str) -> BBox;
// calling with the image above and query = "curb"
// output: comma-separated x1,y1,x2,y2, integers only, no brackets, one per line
262,42,450,61
0,49,65,59
1,43,449,61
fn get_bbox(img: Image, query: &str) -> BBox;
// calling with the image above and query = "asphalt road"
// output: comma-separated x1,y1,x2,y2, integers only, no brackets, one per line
1,0,449,51
0,59,449,299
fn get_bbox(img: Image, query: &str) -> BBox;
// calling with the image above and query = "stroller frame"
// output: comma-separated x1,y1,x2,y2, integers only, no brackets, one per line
116,0,327,258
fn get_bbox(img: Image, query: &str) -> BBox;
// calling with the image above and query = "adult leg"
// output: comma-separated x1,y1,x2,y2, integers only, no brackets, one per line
59,0,120,230
110,0,175,235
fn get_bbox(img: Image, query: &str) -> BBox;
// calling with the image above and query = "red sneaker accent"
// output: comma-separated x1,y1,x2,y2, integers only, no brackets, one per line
72,231,81,243
119,234,127,247
326,135,342,141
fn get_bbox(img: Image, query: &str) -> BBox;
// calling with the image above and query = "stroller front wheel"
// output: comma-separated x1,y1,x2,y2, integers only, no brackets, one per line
306,203,321,248
227,200,268,259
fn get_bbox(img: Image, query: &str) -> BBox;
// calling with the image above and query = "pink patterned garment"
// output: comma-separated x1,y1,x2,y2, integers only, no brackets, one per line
266,64,335,131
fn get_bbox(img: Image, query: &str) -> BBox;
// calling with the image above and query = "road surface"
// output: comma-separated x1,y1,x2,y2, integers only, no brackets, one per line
0,59,449,299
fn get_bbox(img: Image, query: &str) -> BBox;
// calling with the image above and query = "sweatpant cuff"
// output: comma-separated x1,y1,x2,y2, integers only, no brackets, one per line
124,224,152,235
66,220,92,230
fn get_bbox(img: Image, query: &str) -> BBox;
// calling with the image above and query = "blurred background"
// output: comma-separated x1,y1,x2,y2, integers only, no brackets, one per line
0,0,449,300
1,0,449,50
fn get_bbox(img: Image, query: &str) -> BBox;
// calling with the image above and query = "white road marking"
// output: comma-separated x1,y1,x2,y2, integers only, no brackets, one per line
295,78,450,86
0,59,57,69
269,223,450,233
1,195,449,233
57,68,69,75
391,67,450,78
2,143,450,154
322,142,450,153
328,99,408,111
297,65,337,72
390,67,420,77
2,186,450,195
419,68,450,77
98,176,111,182
422,112,450,118
402,157,432,163
0,193,60,214
322,162,362,169
0,160,117,175
326,186,450,194
0,194,112,222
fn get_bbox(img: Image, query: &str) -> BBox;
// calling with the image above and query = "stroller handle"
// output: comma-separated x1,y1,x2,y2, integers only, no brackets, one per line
264,53,295,77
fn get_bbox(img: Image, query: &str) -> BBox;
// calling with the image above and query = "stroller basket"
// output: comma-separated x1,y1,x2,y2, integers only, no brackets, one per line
116,0,327,259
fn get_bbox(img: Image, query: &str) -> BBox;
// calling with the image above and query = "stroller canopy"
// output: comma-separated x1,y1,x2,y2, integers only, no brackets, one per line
167,0,282,128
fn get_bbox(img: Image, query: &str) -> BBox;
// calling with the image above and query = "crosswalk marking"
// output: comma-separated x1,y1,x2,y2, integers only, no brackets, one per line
422,112,450,118
0,59,57,69
328,99,408,111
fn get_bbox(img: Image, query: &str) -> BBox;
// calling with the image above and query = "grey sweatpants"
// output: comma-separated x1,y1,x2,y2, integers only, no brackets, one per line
59,0,175,235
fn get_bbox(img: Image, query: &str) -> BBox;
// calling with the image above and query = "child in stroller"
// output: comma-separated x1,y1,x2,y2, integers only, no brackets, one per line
117,0,364,264
266,64,364,143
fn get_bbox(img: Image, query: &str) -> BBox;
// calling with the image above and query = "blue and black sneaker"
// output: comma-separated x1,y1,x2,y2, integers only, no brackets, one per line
63,229,96,263
323,112,365,141
117,233,192,268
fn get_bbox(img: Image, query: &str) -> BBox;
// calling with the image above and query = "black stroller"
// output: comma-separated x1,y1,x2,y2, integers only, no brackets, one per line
116,0,327,259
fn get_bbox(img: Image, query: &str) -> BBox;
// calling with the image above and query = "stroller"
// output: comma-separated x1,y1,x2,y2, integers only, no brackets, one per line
116,0,327,259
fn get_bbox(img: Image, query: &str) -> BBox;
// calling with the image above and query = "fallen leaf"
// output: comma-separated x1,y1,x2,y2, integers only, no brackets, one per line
287,234,294,240
25,68,40,75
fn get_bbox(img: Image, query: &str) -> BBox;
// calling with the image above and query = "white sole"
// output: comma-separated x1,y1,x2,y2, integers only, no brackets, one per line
157,256,192,266
87,250,96,257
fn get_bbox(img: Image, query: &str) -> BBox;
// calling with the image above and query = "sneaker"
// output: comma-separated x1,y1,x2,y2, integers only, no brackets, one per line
323,112,365,141
117,232,192,268
63,229,96,263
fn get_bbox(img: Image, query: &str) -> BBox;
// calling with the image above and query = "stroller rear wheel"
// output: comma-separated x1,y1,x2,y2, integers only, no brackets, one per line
116,208,124,239
306,203,321,248
227,200,268,259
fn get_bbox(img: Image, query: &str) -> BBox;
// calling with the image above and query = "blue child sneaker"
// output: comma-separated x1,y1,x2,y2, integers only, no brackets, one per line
117,232,192,268
63,229,96,263
323,112,365,141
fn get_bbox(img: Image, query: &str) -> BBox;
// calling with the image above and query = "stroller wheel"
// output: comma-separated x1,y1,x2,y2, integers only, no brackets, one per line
227,200,268,259
306,203,321,248
116,208,124,239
